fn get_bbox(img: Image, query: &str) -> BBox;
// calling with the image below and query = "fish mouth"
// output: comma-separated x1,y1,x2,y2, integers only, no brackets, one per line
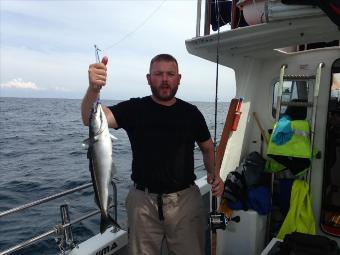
92,100,101,114
89,100,104,136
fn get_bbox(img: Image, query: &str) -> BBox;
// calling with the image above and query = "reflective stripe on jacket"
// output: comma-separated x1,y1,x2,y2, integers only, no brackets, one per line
267,120,311,159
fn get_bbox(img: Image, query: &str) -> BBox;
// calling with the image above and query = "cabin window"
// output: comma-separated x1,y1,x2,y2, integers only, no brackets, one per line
272,80,310,118
321,58,340,237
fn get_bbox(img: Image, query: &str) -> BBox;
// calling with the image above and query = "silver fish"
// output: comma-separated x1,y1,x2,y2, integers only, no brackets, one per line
87,100,120,233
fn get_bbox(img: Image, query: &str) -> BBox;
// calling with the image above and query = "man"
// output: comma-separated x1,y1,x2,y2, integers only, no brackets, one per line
81,54,224,255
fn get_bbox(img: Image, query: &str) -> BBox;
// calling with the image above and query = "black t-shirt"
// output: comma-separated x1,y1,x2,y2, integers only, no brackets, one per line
109,96,211,192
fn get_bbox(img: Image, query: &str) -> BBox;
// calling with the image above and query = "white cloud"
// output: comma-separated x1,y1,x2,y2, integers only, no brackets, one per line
0,78,42,90
54,86,71,92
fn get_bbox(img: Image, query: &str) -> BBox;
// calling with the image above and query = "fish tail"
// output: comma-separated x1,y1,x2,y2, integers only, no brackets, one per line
100,214,121,234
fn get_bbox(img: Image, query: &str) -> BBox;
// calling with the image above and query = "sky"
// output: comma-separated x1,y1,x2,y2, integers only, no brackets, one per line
0,0,236,102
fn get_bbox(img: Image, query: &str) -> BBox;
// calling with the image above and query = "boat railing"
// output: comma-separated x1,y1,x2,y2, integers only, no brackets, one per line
196,0,240,37
195,0,210,37
195,0,327,38
0,181,119,255
0,162,206,255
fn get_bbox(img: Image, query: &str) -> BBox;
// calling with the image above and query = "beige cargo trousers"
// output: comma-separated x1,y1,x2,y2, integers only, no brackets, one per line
126,185,206,255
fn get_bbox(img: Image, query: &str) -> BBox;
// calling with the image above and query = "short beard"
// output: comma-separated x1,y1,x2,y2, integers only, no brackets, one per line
150,85,178,102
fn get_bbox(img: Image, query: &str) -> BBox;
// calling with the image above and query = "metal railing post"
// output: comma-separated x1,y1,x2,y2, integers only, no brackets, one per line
196,0,202,37
60,204,74,247
204,0,211,36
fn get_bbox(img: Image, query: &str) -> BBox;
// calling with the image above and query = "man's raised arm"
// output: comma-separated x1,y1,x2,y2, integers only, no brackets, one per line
81,56,117,128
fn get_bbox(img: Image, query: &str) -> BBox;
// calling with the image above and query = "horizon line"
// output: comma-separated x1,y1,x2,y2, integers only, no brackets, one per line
0,95,230,103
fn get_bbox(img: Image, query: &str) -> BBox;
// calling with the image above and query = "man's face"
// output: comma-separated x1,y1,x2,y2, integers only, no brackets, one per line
147,60,181,102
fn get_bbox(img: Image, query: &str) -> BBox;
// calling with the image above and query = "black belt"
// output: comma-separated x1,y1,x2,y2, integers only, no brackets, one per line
134,183,194,221
134,183,193,194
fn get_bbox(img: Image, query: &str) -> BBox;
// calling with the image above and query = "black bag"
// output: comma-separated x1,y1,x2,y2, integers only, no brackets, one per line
223,151,266,210
243,151,266,187
223,169,248,210
279,232,340,255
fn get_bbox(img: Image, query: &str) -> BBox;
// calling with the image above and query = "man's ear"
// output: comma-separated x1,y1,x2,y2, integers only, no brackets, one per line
146,74,151,85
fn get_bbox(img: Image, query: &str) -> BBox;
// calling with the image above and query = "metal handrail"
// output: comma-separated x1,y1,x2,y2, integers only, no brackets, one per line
0,183,92,218
0,229,57,255
280,101,314,107
283,75,316,81
0,181,120,255
1,163,206,255
0,205,117,255
195,0,210,37
196,0,202,37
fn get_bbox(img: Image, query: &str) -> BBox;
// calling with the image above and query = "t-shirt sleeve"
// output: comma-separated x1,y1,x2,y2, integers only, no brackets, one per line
108,98,138,130
193,107,211,143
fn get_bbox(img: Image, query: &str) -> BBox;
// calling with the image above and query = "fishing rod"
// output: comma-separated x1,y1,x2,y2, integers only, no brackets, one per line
94,44,101,63
208,0,226,243
208,2,240,253
94,44,102,101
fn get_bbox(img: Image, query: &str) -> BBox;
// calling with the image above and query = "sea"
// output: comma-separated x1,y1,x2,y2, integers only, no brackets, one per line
0,97,229,255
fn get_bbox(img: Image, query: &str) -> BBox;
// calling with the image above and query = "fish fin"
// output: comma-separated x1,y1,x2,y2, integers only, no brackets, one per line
82,138,90,150
108,214,121,229
110,134,118,140
100,214,121,234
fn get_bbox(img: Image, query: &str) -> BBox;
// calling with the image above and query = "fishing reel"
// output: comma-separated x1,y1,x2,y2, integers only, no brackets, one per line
209,196,240,232
209,211,240,232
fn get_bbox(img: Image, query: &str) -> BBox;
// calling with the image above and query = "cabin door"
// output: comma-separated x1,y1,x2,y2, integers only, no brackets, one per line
321,58,340,237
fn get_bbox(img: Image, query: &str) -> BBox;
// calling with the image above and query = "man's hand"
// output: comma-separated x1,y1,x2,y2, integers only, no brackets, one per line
82,56,110,126
208,174,224,197
88,56,108,92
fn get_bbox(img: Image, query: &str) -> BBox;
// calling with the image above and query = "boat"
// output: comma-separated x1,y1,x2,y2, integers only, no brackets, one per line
1,0,339,254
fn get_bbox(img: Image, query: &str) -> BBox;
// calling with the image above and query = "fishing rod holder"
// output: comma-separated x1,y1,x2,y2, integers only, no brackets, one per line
60,204,75,246
209,211,240,232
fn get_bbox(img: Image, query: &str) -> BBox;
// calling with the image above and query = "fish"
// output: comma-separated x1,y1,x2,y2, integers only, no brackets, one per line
87,100,121,233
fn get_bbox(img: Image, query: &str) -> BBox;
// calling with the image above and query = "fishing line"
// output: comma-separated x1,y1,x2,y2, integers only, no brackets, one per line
92,1,166,112
103,0,167,53
212,0,222,211
213,0,232,28
92,0,167,73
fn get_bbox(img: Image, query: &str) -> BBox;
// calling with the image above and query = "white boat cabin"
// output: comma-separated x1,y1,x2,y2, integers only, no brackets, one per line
186,0,340,254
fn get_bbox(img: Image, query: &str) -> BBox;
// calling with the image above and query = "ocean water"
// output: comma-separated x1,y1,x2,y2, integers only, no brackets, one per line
0,97,229,255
